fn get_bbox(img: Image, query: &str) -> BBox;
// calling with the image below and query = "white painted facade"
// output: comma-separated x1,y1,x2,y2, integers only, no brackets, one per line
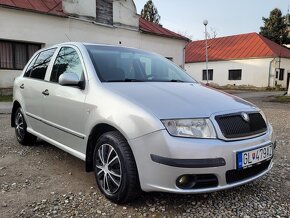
113,0,139,29
0,0,187,88
185,57,290,88
62,0,96,18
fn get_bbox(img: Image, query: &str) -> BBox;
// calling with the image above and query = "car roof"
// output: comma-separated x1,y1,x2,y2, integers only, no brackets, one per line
55,42,141,50
42,42,158,57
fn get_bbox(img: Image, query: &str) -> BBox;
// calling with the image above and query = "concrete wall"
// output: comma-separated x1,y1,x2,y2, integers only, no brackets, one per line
185,58,290,88
0,7,187,88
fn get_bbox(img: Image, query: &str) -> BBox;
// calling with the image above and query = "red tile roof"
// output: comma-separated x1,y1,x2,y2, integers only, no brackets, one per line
139,18,189,41
0,0,66,16
185,32,290,63
0,1,188,41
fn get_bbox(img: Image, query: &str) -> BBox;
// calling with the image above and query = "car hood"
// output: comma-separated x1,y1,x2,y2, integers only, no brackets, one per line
103,83,257,119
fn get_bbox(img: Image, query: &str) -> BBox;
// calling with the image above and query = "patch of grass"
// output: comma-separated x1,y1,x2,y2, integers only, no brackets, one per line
0,95,13,102
270,95,290,103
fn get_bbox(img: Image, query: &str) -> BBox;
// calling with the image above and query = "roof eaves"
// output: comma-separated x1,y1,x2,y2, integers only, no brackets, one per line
185,55,277,63
0,3,67,17
140,28,190,42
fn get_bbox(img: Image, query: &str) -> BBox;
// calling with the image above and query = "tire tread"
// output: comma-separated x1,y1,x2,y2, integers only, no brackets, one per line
94,131,141,203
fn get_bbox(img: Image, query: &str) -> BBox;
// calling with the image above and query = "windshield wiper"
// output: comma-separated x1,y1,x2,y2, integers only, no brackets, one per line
106,78,146,82
169,79,185,82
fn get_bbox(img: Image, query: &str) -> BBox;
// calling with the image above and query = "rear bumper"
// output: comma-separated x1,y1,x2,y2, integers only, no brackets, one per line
128,125,274,193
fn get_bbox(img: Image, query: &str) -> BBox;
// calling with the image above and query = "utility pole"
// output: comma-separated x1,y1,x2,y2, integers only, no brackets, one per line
203,19,209,85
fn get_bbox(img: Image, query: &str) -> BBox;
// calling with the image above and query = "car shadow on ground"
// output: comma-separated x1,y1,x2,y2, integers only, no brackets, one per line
29,138,274,208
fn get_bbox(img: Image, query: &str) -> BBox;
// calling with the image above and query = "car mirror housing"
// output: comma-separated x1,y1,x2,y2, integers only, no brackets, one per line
59,73,84,89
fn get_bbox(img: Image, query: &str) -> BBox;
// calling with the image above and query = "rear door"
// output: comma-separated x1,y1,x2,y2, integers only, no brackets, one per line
40,46,87,154
20,48,56,131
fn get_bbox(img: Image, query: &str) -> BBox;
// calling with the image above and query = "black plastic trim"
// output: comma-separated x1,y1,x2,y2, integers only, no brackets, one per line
150,154,226,168
26,113,85,140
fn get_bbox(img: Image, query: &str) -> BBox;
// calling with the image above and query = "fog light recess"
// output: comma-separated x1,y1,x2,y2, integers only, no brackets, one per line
176,175,196,189
176,174,218,189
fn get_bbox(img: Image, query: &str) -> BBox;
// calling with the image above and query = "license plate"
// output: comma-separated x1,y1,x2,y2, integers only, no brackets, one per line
237,144,273,169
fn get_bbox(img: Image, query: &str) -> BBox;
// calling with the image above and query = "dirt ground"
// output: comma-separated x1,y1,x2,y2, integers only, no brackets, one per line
0,97,289,218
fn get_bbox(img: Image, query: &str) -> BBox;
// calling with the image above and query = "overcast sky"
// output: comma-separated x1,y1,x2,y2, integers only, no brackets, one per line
134,0,289,40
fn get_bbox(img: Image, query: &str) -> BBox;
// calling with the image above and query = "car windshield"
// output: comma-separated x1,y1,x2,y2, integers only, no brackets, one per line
85,45,196,83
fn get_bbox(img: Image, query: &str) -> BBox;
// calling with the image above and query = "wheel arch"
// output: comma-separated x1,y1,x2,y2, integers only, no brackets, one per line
86,123,128,172
11,101,21,127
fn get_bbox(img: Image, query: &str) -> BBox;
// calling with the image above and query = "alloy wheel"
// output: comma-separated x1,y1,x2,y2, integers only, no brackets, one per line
95,144,122,194
15,111,25,141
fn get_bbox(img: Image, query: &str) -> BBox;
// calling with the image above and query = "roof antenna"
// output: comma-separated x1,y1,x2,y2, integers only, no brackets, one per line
65,33,71,42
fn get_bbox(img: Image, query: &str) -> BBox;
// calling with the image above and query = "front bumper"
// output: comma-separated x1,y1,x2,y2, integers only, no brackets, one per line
128,125,274,193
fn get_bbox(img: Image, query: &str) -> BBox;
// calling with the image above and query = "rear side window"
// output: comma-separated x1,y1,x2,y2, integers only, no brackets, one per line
24,54,39,77
25,48,56,80
50,47,84,83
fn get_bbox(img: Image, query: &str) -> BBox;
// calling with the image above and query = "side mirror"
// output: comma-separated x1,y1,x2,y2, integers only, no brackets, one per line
58,73,84,89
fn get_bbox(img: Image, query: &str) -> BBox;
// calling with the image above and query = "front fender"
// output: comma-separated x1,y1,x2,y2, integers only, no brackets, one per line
84,88,164,141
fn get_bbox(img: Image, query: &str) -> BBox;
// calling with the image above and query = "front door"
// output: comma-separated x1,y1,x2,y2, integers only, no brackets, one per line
40,46,87,154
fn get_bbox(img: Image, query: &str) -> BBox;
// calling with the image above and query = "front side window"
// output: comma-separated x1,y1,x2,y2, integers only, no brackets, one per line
0,40,41,70
27,48,56,80
202,69,213,81
229,69,242,80
50,47,84,83
85,45,195,83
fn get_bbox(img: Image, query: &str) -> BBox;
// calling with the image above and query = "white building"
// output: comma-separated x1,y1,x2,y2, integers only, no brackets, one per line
185,33,290,89
0,0,189,88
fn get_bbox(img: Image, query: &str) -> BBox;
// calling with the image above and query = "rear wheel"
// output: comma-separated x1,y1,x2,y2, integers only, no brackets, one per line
93,131,141,203
14,108,37,145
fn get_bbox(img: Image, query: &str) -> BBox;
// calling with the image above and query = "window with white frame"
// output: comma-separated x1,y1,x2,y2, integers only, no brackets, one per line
202,69,213,80
229,69,242,80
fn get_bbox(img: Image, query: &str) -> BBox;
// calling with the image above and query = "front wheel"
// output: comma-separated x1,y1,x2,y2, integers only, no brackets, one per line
14,108,37,145
93,131,141,203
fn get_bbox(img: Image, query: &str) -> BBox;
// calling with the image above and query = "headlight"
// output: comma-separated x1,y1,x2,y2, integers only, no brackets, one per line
161,119,216,139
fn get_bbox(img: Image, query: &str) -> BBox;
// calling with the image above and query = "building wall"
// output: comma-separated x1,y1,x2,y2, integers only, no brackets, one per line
113,0,139,28
185,58,290,88
62,0,96,18
0,7,186,88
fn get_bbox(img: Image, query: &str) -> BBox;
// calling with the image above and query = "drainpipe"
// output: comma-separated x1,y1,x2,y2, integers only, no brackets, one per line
268,58,276,87
288,82,290,95
183,41,190,69
183,46,186,69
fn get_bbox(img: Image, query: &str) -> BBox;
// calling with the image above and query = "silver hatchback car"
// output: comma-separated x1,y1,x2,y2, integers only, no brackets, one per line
12,42,275,203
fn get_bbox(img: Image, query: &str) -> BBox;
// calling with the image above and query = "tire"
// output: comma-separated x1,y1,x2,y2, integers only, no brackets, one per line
93,131,141,203
14,107,37,145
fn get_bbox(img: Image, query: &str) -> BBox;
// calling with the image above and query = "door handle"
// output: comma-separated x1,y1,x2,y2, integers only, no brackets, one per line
20,84,24,89
42,89,49,96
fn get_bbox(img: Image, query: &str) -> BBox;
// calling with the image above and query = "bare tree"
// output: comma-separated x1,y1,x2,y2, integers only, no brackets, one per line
177,31,193,40
206,27,218,39
208,27,218,39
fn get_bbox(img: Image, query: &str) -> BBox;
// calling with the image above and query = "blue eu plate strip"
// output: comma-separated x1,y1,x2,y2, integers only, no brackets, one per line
237,153,243,169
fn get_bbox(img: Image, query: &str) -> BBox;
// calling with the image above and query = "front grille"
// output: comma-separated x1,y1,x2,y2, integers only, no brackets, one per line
226,160,271,184
193,174,218,189
215,112,267,139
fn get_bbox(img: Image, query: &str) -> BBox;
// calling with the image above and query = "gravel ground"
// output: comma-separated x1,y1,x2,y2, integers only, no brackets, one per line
0,97,289,218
